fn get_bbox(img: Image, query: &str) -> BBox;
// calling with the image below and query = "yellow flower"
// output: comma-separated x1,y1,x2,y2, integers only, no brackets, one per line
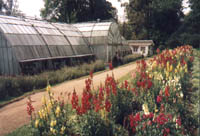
55,106,61,117
35,119,39,128
60,126,66,134
41,96,47,105
169,65,173,72
165,71,169,79
185,68,188,73
152,61,157,69
100,109,106,119
46,85,51,92
166,62,170,71
50,127,56,134
50,120,57,127
142,104,150,115
38,110,43,119
47,102,52,113
175,68,178,74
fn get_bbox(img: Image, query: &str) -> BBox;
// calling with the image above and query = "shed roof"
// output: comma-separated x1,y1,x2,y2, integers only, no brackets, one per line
73,22,122,46
0,15,92,62
128,40,154,46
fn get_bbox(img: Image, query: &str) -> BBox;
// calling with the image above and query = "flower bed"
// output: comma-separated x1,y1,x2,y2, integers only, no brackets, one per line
27,45,198,136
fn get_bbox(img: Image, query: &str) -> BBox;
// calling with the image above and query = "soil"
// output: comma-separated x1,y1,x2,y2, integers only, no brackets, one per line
0,62,138,136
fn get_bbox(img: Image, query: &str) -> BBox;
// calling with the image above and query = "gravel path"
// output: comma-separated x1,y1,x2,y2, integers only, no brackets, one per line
0,62,138,136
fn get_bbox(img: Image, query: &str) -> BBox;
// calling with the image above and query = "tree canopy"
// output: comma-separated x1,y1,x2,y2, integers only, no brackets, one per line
124,0,183,48
41,0,117,23
167,0,200,48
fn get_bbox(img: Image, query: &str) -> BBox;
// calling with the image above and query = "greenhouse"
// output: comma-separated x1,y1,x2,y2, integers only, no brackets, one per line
73,22,126,62
120,36,132,57
0,15,93,76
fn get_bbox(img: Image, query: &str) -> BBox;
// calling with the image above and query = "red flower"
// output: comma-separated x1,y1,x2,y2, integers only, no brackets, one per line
132,88,136,93
148,112,154,119
112,84,117,95
98,85,104,101
156,48,160,54
134,112,141,122
27,97,34,116
93,96,101,112
148,120,152,125
85,78,92,91
157,95,162,103
105,99,111,112
129,114,136,133
143,114,147,119
163,128,170,136
176,116,181,126
124,80,129,89
109,62,113,70
155,113,168,125
71,90,79,110
147,80,153,89
165,86,170,98
137,81,141,87
189,56,194,62
90,70,93,78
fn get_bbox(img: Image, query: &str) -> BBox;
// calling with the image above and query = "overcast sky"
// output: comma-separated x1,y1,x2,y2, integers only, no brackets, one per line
18,0,190,19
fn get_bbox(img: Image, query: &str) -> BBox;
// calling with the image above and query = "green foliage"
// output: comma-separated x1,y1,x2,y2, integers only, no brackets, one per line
6,125,33,136
109,88,134,124
73,111,110,136
167,0,200,49
122,54,143,64
125,0,183,48
0,60,105,101
41,0,117,23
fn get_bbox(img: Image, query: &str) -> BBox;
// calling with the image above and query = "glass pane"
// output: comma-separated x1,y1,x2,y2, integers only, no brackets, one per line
92,30,108,37
93,25,110,31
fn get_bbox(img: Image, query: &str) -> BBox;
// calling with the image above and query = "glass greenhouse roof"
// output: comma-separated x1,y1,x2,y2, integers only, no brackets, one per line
73,22,122,45
0,15,92,61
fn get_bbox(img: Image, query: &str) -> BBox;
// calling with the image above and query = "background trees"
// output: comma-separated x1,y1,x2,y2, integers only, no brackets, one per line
40,0,199,49
41,0,117,23
123,0,183,49
167,0,200,48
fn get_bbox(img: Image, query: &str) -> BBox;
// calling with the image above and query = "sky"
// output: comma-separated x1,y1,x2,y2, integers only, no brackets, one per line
17,0,190,20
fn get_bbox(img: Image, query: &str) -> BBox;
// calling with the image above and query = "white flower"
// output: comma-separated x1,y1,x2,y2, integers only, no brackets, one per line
142,104,150,115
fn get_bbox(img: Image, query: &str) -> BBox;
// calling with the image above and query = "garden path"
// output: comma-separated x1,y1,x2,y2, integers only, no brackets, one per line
0,61,141,136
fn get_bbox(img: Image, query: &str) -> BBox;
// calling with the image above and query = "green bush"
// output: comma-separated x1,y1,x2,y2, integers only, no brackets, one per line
73,111,110,136
122,54,143,64
0,60,105,101
109,88,134,125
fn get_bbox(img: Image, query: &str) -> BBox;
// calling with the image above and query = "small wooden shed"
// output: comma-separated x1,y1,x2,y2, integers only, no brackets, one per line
128,40,154,57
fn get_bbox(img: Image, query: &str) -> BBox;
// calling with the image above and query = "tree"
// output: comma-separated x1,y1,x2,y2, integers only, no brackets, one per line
126,0,150,40
41,0,117,23
0,0,22,16
150,0,183,47
125,0,183,48
167,0,200,48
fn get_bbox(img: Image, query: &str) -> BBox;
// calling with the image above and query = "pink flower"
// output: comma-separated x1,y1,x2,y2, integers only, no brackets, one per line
157,95,162,103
